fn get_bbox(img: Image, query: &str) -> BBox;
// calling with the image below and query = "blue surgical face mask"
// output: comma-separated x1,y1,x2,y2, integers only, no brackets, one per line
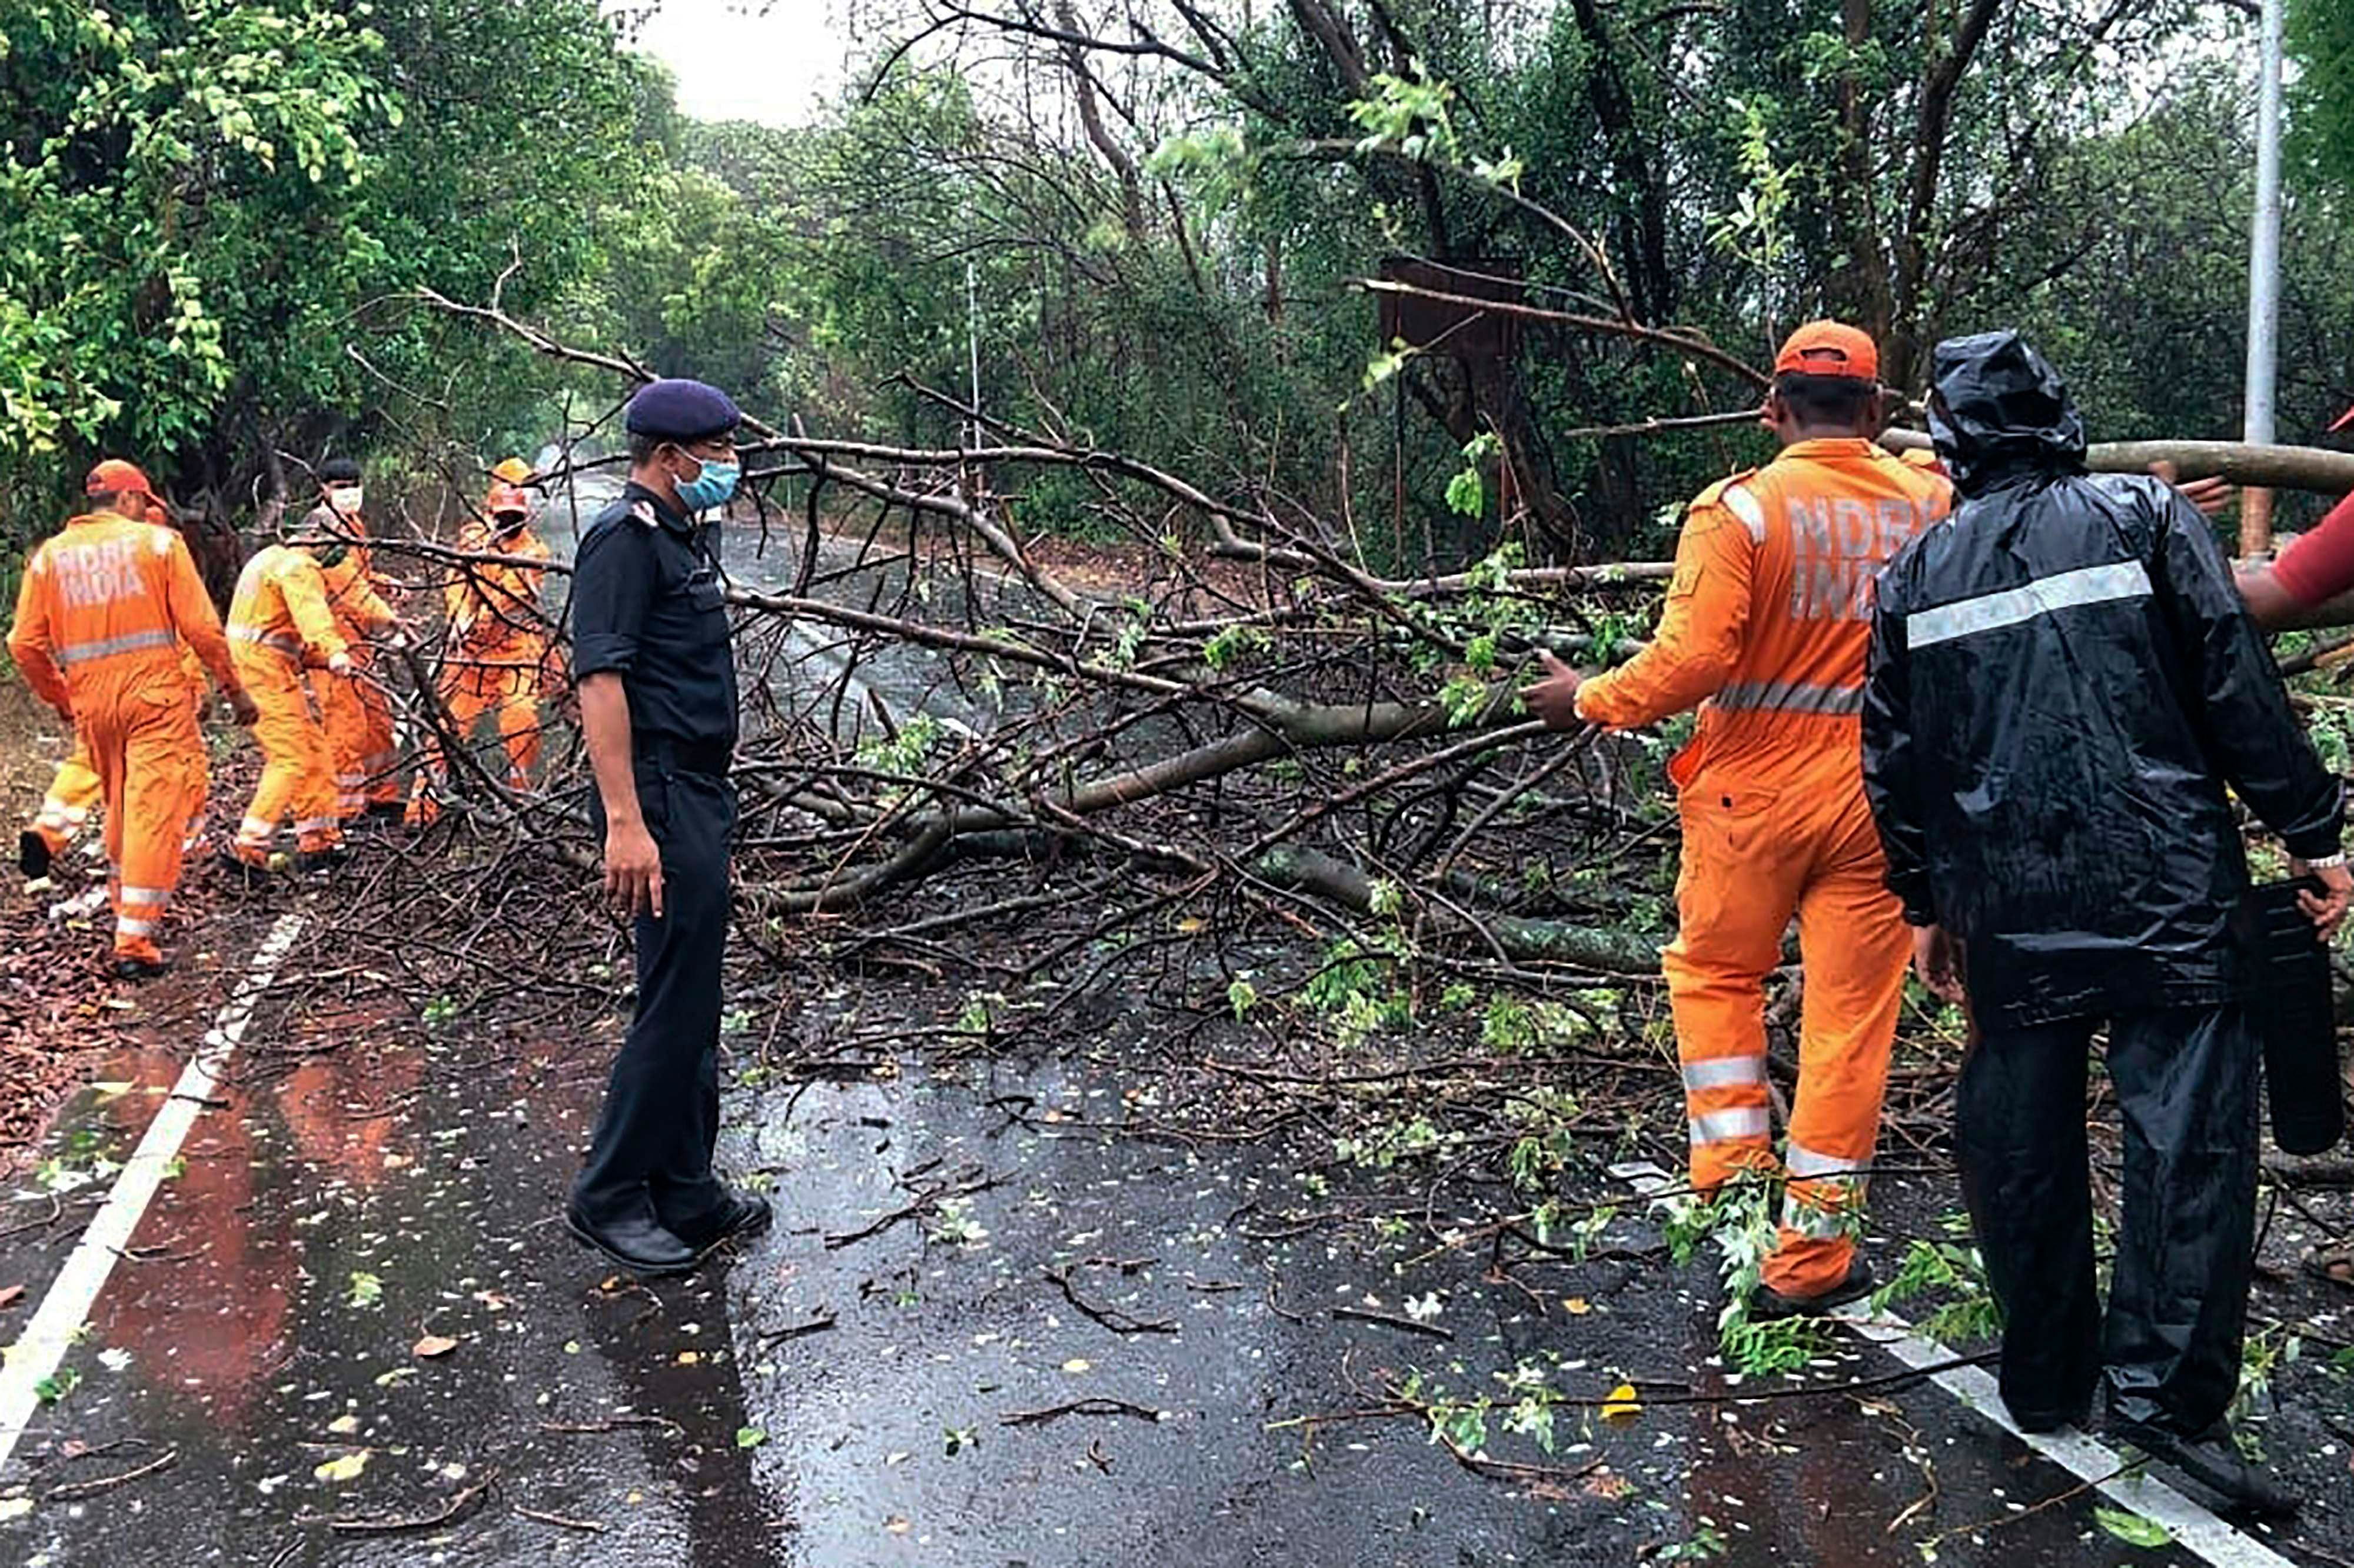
674,452,739,514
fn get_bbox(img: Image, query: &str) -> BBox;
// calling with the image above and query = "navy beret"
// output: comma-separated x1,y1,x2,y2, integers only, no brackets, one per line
625,378,742,442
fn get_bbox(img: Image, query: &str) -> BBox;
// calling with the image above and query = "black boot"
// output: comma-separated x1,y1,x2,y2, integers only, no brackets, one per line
565,1204,697,1279
18,830,51,881
1750,1256,1876,1322
2110,1420,2299,1517
673,1189,773,1255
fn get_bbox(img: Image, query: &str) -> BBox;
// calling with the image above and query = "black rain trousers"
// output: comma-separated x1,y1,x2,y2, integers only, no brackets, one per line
1956,1000,2258,1436
572,757,735,1234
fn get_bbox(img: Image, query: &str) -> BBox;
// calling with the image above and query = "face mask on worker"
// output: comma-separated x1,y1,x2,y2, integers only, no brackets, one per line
327,485,363,518
492,510,528,539
671,448,739,514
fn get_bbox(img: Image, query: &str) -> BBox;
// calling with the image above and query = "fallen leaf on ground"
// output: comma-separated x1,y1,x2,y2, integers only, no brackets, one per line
1561,1297,1590,1316
1582,1466,1635,1501
0,1497,31,1522
1599,1383,1641,1426
1061,1359,1092,1374
736,1427,766,1449
314,1451,369,1484
2094,1504,2172,1548
412,1335,458,1359
326,1414,360,1436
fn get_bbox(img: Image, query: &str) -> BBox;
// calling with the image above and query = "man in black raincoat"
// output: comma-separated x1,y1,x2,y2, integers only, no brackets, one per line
1861,331,2350,1514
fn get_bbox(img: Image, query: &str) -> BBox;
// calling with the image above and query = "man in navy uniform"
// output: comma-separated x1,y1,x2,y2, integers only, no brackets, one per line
564,377,770,1275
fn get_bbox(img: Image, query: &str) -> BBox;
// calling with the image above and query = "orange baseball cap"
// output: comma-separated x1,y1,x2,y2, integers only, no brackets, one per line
2330,403,2354,434
1774,321,1880,382
85,458,159,502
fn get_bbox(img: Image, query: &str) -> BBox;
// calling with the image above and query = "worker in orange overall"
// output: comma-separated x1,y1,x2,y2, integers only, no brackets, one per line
227,524,362,871
7,461,258,977
22,621,212,878
304,460,406,823
405,462,555,826
1522,321,1953,1316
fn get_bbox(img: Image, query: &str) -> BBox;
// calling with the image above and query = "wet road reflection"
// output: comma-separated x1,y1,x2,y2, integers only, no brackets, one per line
0,1004,2282,1566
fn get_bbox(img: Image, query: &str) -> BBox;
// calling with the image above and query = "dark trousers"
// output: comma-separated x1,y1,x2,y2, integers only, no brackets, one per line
573,758,736,1232
1955,1000,2259,1435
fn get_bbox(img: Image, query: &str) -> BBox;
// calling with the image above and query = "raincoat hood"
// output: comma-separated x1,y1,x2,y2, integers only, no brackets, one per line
1927,331,2087,495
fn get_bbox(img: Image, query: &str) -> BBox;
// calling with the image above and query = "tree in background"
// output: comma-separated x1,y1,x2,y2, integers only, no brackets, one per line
0,0,658,550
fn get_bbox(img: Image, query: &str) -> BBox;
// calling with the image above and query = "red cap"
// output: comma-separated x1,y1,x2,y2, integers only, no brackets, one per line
1774,321,1880,382
85,459,159,503
2330,403,2354,434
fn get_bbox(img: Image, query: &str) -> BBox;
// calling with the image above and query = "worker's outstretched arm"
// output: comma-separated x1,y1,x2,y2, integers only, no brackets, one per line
1573,498,1755,729
2243,489,2354,630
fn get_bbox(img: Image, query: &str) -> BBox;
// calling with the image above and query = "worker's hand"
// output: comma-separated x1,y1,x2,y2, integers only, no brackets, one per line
327,650,354,675
1911,924,1966,1005
603,818,665,922
2292,857,2353,940
2151,460,2236,521
227,689,261,727
1519,650,1590,732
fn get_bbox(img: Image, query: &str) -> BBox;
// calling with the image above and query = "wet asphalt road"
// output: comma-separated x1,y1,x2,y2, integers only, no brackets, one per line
0,494,2343,1563
0,924,2338,1566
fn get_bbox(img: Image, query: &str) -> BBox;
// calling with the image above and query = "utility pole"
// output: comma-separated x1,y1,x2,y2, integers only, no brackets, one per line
2242,0,2285,557
966,259,983,451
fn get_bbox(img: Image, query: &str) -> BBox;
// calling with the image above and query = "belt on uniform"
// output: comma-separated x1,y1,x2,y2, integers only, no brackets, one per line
638,735,733,778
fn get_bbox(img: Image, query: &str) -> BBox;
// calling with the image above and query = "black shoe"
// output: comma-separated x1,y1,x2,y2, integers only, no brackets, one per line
2111,1420,2299,1517
1750,1256,1876,1321
108,955,169,982
363,800,407,823
673,1190,773,1254
294,845,350,877
19,831,51,881
565,1205,698,1279
2009,1396,2094,1435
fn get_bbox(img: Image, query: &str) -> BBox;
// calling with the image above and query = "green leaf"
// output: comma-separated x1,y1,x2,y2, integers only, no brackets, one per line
734,1426,767,1449
2093,1505,2173,1549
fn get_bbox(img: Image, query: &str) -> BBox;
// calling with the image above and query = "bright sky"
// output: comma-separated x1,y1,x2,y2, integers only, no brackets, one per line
620,0,853,126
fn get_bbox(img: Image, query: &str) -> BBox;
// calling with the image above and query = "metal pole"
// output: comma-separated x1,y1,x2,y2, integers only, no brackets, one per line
2242,0,2285,556
965,260,982,451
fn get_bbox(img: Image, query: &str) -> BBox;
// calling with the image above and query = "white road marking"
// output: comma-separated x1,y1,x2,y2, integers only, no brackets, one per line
0,913,306,1474
1608,1160,2296,1568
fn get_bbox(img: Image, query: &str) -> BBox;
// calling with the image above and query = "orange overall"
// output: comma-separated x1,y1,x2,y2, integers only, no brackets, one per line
227,545,349,860
407,515,551,823
8,514,240,963
1577,439,1951,1297
28,628,210,862
312,541,398,818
